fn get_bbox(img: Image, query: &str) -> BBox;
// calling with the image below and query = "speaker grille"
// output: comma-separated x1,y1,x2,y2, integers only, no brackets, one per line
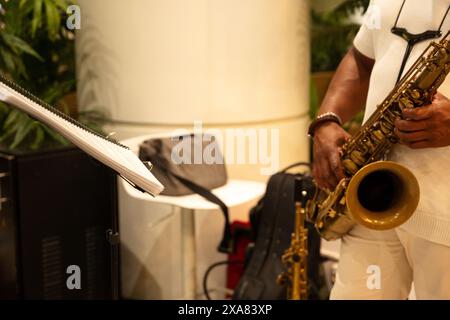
41,236,63,299
85,226,105,298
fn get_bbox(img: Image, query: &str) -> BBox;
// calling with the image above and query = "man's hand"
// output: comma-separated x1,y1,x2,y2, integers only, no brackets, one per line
311,47,373,190
312,122,351,191
394,92,450,149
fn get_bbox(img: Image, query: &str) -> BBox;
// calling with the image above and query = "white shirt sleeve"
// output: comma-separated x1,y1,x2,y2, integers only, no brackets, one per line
353,24,375,59
353,6,376,59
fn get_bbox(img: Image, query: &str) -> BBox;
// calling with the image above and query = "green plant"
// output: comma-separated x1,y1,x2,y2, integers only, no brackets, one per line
310,0,370,126
0,0,106,151
311,0,369,72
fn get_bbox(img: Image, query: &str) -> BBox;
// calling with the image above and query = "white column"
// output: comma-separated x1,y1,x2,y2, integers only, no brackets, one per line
76,0,310,181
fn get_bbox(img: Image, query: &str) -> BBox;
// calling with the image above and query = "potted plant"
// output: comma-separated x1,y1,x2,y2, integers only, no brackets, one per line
0,0,105,152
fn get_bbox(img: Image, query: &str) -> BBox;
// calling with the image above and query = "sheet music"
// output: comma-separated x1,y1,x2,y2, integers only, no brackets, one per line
0,78,164,196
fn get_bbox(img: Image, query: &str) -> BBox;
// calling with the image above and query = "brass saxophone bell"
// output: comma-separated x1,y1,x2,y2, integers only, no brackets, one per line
346,161,420,230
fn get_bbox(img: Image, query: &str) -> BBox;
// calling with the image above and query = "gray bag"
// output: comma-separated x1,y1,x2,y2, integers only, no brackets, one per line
139,134,227,196
138,134,232,253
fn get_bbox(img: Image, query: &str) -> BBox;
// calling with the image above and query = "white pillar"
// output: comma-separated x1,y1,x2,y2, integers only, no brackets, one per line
76,0,310,181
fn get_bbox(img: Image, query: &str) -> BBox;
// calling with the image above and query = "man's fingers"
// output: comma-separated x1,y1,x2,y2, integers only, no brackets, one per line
337,132,352,146
405,140,432,149
312,156,327,189
395,119,429,132
394,128,430,142
319,161,334,190
312,164,321,187
434,92,447,102
316,155,339,190
313,156,334,191
312,129,350,190
402,105,433,120
325,160,339,189
329,152,345,182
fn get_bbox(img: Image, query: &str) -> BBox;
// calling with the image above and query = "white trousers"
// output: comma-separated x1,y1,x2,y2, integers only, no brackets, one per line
330,225,450,300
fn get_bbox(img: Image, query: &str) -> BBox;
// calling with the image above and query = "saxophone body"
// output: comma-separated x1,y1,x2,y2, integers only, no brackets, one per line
309,32,450,240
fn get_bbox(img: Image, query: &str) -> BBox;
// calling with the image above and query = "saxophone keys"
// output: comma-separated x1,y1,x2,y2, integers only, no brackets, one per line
410,89,421,100
363,138,375,152
277,273,288,286
342,158,359,175
399,96,414,109
372,129,385,142
380,120,394,134
328,209,337,218
388,134,400,144
349,150,366,166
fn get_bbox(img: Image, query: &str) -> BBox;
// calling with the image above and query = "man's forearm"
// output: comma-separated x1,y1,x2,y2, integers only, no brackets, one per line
317,47,375,124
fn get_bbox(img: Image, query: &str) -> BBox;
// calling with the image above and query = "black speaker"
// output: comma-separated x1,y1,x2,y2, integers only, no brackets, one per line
0,146,119,299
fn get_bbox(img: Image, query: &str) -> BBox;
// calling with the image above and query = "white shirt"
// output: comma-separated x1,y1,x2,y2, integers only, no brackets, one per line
354,0,450,246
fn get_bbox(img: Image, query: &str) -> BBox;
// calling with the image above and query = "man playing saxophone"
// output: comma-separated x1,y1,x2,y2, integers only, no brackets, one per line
311,0,450,299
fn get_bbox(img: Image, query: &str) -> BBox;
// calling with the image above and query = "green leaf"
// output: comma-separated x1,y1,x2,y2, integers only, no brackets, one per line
0,128,16,143
31,123,45,150
42,124,70,145
0,112,28,145
19,0,28,9
52,0,70,11
44,0,61,40
10,118,34,149
0,102,10,116
12,113,29,132
31,0,44,38
3,109,22,130
13,59,28,79
1,33,43,61
0,50,16,73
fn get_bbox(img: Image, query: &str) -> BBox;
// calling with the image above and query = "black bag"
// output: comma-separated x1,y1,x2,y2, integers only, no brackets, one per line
233,162,321,300
138,134,232,253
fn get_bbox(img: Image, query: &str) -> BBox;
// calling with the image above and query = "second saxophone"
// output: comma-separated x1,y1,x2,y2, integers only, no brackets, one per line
277,181,310,300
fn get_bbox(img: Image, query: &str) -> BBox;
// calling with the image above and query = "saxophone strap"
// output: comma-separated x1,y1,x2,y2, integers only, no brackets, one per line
391,0,450,83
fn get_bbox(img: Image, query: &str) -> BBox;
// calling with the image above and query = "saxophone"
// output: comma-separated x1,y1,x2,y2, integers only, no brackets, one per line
277,181,309,300
309,31,450,240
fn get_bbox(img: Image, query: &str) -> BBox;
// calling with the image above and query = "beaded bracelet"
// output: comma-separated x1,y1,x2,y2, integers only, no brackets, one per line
307,112,343,138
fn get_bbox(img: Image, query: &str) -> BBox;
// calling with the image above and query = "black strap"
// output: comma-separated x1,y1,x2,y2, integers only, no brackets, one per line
391,28,442,83
160,168,233,254
391,0,450,83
